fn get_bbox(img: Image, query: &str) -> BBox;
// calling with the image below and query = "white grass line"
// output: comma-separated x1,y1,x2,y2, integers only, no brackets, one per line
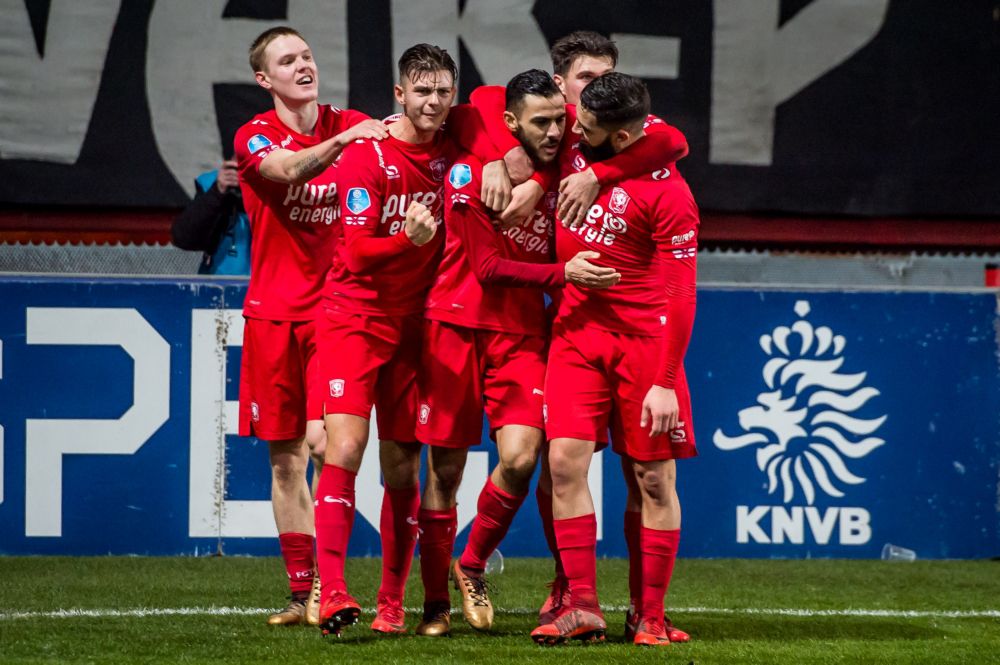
2,605,998,621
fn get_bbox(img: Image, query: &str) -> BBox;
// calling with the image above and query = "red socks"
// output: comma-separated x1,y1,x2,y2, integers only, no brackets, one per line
278,532,315,596
536,485,565,579
639,527,680,623
418,507,457,603
459,478,526,572
624,510,642,609
314,464,356,604
553,513,599,610
377,484,421,601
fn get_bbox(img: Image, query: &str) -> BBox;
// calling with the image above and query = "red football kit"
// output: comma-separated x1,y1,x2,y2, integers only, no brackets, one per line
319,129,457,441
544,140,700,462
234,104,369,439
418,154,563,446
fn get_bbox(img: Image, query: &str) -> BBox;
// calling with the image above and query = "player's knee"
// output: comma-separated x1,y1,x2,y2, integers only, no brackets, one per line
271,456,306,488
547,449,585,491
636,466,677,506
324,435,365,470
499,449,539,483
429,460,465,495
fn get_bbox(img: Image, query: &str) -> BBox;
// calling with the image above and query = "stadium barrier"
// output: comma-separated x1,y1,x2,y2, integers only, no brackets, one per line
1,275,997,558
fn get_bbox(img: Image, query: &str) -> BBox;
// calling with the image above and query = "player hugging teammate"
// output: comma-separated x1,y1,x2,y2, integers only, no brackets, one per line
236,25,700,648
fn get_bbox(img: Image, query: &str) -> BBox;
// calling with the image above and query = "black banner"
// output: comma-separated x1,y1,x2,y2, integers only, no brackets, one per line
1,0,997,216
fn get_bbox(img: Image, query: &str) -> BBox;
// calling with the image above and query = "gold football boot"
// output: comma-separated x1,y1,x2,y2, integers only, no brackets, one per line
267,597,306,625
415,600,452,637
305,574,322,626
451,559,493,630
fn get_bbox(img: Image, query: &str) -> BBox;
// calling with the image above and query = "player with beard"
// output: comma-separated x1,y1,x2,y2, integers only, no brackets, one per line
467,32,691,641
532,73,699,647
233,26,388,626
312,43,501,638
413,69,622,637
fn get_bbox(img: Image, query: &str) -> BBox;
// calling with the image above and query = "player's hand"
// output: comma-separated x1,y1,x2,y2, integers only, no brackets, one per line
339,119,390,144
503,145,534,185
481,159,512,213
640,385,679,438
216,159,239,193
564,251,621,289
404,201,438,246
497,179,544,230
557,167,600,228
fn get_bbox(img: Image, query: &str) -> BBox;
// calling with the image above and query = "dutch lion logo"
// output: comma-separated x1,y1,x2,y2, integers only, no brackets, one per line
713,301,886,505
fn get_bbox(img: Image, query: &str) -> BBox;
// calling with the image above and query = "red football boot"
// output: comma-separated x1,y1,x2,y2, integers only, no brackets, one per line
537,576,570,626
632,616,690,646
318,591,361,638
625,607,690,642
531,596,606,647
370,593,407,634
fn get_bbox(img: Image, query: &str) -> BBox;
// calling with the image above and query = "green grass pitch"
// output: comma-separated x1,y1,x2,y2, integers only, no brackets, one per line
1,556,998,664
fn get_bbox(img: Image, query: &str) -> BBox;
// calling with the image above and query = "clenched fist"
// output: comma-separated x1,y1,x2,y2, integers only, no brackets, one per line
404,201,438,246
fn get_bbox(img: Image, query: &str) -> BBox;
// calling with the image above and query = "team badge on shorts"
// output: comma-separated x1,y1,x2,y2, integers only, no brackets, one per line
250,402,260,422
448,163,472,189
247,134,272,153
609,187,631,215
346,188,371,214
330,379,345,398
418,403,431,425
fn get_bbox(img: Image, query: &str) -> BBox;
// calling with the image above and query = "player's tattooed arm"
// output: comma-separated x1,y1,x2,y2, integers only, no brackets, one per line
260,119,388,185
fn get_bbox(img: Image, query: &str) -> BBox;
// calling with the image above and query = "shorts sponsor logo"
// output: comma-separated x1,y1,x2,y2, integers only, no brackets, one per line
669,422,687,443
418,403,430,425
448,163,472,189
246,134,272,153
250,401,260,422
713,300,886,546
330,379,345,398
542,404,548,423
431,158,448,182
609,187,631,215
346,188,371,214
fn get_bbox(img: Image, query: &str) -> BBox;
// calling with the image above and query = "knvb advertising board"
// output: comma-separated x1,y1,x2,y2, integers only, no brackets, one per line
0,276,997,558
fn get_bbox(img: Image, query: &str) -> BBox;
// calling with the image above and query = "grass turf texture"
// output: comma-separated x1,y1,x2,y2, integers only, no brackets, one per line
0,557,998,664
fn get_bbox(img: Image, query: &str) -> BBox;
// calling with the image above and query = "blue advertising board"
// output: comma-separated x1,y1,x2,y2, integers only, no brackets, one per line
1,276,997,559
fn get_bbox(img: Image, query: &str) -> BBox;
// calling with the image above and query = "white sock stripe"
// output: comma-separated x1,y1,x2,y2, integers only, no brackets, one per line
1,605,997,621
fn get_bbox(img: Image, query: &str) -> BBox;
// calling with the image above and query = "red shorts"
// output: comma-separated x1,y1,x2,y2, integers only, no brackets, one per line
544,324,697,462
238,318,324,440
416,319,546,447
318,306,422,442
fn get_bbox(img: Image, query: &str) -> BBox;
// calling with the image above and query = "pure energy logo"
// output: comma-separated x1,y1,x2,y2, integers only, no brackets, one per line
713,301,886,546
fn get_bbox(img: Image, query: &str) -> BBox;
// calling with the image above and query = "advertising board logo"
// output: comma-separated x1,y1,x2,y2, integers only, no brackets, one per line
713,301,886,545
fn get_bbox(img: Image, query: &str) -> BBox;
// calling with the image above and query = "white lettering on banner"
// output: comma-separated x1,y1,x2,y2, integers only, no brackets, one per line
147,0,349,196
390,0,549,97
736,506,871,545
0,0,120,163
24,308,170,537
711,0,889,165
187,310,493,538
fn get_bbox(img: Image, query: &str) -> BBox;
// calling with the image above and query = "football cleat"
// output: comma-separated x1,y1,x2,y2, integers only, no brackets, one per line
370,594,407,634
451,559,493,631
318,591,361,638
415,600,452,637
530,607,606,646
305,575,322,626
626,610,690,643
538,576,570,626
267,596,307,625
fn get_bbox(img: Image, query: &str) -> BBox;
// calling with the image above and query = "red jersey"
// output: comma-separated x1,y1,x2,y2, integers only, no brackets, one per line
555,141,699,388
324,132,455,316
426,154,562,336
235,104,370,320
